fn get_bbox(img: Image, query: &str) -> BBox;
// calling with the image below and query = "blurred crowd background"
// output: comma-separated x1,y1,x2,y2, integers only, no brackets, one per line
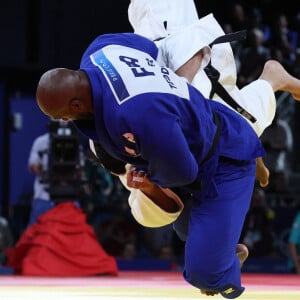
0,0,300,273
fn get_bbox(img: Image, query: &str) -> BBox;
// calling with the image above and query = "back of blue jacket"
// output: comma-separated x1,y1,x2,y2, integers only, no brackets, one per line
77,33,264,189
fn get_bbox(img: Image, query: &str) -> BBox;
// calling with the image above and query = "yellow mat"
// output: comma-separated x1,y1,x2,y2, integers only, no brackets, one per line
0,286,299,300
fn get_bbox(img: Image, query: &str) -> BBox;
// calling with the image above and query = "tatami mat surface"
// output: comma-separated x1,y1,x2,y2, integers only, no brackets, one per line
0,271,299,299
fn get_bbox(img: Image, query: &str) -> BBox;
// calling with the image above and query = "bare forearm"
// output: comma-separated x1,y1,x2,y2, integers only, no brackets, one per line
176,50,204,83
126,167,180,213
139,185,180,213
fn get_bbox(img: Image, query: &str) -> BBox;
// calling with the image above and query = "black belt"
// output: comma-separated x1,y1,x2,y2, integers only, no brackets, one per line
204,30,257,123
186,111,221,191
202,111,222,164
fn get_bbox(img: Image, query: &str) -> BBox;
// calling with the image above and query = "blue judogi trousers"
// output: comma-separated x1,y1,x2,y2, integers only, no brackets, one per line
174,158,256,299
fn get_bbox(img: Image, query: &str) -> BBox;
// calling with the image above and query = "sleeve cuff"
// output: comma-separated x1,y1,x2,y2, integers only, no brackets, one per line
128,187,184,227
157,13,226,72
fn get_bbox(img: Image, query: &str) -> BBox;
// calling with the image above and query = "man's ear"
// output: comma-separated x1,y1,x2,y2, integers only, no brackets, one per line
69,99,83,112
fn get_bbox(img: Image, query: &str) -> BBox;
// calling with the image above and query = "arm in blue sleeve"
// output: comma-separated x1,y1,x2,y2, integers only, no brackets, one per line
137,113,199,188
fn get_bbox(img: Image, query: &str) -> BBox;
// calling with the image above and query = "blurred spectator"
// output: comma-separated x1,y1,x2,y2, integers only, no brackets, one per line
260,112,293,174
288,207,300,273
171,232,186,259
142,224,175,258
0,217,14,265
237,28,271,87
268,13,298,64
226,3,249,32
240,187,275,257
27,132,53,225
158,244,175,260
97,198,139,257
84,157,114,225
292,12,300,47
248,7,271,42
158,244,179,270
293,49,300,78
265,170,296,208
120,241,137,259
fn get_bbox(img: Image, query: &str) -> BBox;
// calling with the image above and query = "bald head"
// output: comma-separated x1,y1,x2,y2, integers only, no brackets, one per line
36,68,93,120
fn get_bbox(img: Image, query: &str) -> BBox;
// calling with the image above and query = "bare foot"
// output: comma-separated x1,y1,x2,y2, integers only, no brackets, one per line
259,60,300,100
200,289,219,296
256,157,270,187
236,243,249,268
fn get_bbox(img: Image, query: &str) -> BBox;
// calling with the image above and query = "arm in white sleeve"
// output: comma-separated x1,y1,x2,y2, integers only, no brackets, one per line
119,173,184,228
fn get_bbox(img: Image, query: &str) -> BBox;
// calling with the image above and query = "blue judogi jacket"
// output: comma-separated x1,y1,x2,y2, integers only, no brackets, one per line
76,32,264,190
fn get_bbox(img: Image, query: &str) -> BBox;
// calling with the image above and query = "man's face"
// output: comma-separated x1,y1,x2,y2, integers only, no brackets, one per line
39,101,94,121
76,112,94,120
51,111,94,121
